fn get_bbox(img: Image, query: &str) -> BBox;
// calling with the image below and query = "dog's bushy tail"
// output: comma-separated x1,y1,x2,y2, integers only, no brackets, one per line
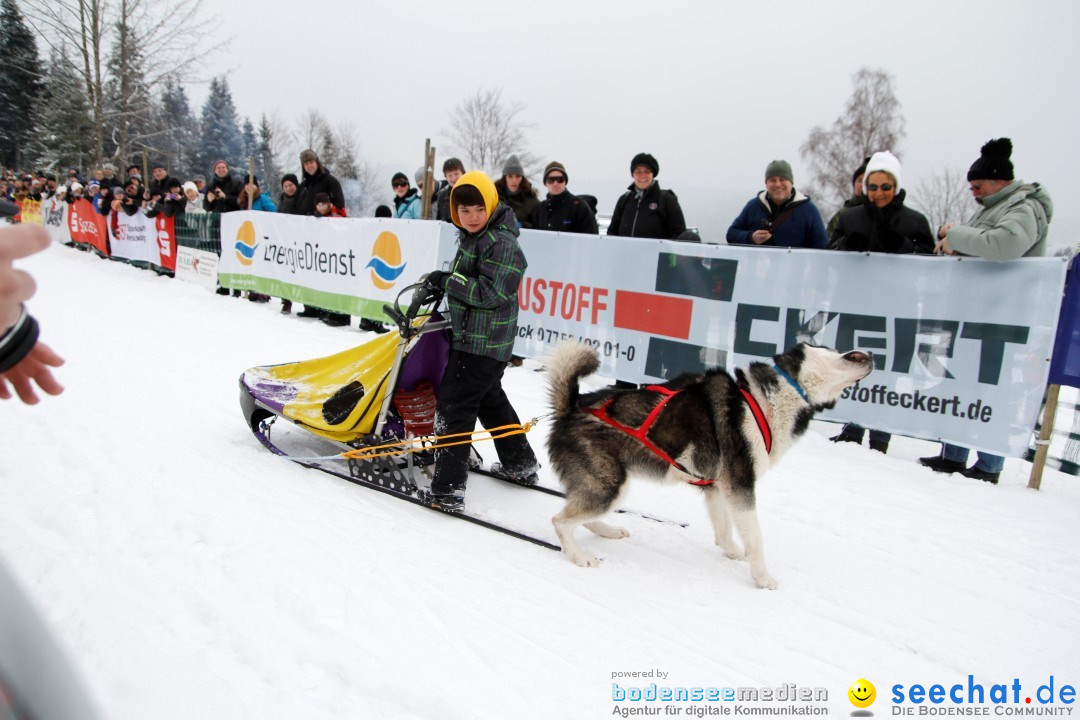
545,340,600,417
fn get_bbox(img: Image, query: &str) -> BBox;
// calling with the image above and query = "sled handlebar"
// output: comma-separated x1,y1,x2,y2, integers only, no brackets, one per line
383,280,445,339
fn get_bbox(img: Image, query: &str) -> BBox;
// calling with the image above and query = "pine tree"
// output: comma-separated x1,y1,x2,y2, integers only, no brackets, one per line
195,76,243,174
103,13,158,166
240,116,258,182
0,0,45,169
33,45,95,170
159,78,200,179
257,114,279,191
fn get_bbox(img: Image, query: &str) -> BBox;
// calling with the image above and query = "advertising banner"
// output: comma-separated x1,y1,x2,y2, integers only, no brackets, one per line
218,212,445,318
176,246,220,289
511,231,1067,458
41,195,68,244
68,199,110,255
18,198,42,226
108,208,176,269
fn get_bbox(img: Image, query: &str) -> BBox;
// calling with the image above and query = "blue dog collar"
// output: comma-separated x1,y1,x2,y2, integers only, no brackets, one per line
773,364,809,403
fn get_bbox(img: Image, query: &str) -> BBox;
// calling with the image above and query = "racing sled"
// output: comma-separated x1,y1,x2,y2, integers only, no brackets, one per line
239,281,685,550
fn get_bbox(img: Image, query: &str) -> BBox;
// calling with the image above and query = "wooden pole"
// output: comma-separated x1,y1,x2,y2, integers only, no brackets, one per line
420,139,436,220
1028,382,1061,490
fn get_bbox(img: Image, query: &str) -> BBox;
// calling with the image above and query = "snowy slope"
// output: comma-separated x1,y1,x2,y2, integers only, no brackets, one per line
2,244,1079,720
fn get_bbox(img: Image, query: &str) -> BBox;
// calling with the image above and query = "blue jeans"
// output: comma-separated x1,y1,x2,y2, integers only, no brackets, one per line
842,423,891,446
941,443,1005,473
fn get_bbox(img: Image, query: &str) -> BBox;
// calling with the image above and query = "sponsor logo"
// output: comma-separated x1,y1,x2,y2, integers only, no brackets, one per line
234,220,258,266
850,678,877,715
365,231,406,290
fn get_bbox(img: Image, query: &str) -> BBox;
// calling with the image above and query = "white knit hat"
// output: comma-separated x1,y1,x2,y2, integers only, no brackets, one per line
863,151,902,194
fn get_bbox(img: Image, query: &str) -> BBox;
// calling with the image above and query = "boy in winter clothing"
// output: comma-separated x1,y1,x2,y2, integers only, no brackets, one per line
421,171,539,511
433,157,465,223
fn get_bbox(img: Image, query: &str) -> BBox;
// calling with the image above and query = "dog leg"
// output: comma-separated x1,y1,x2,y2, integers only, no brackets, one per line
703,488,744,560
552,507,603,567
583,520,630,539
730,506,777,590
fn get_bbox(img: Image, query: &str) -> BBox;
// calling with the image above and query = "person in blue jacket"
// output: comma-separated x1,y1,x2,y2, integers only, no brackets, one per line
726,160,828,249
391,172,423,219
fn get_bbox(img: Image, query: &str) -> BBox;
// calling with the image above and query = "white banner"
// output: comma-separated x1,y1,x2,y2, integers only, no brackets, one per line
176,246,220,289
109,209,160,265
42,195,68,244
218,212,447,318
510,230,1068,458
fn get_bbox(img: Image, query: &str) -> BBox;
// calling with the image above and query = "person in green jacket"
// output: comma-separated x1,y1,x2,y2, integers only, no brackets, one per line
920,138,1053,484
421,171,539,511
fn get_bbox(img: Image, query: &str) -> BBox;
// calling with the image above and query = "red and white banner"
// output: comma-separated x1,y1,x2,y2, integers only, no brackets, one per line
108,209,176,270
68,199,110,255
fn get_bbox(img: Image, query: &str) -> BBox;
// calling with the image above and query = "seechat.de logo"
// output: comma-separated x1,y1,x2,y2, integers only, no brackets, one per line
234,220,258,266
849,678,876,716
365,231,406,290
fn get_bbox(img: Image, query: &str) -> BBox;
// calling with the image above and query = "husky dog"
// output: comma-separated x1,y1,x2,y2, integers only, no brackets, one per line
546,342,873,589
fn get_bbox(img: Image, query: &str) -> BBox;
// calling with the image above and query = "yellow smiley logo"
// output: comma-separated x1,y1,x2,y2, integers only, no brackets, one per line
848,678,876,708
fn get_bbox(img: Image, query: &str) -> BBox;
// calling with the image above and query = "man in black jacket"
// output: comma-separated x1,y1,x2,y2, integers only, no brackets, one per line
529,161,598,234
607,152,687,239
296,149,345,216
202,160,243,213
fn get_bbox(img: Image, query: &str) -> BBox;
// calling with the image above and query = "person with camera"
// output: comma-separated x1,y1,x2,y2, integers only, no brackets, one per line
202,160,243,213
111,177,145,217
726,160,828,248
145,178,187,218
147,162,176,204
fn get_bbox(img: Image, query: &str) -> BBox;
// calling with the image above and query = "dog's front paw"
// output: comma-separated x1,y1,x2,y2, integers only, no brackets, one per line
752,571,779,590
566,550,601,568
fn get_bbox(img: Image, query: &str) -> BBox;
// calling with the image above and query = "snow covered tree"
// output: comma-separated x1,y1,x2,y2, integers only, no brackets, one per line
800,68,906,212
442,87,540,177
103,7,161,166
158,77,200,179
256,114,280,190
23,0,215,167
0,0,45,169
195,76,243,173
33,45,96,170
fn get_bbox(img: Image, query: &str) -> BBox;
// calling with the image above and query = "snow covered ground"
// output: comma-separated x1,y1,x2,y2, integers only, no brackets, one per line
2,243,1079,720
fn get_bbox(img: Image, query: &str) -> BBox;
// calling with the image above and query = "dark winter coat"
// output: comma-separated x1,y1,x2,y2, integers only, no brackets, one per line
435,183,454,223
529,190,598,235
444,203,527,363
726,189,829,249
827,194,865,243
118,180,145,217
145,193,186,219
203,173,244,213
296,164,345,216
608,181,686,239
496,184,540,227
276,192,302,215
830,190,934,254
147,174,176,201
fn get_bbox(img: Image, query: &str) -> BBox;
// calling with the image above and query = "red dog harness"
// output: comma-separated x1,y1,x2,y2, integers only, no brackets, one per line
585,384,773,486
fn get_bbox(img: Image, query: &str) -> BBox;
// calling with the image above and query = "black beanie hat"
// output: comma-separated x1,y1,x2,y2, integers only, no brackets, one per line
852,157,871,185
630,152,659,177
543,161,568,183
968,138,1015,181
375,204,393,218
391,172,409,186
281,173,299,187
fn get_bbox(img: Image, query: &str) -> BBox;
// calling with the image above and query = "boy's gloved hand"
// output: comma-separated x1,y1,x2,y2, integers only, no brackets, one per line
424,270,450,290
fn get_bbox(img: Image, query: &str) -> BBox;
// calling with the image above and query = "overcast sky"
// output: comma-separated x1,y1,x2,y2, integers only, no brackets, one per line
204,0,1079,246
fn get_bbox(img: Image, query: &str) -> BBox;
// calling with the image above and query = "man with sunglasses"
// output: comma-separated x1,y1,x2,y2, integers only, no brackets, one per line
529,161,598,235
920,137,1052,484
